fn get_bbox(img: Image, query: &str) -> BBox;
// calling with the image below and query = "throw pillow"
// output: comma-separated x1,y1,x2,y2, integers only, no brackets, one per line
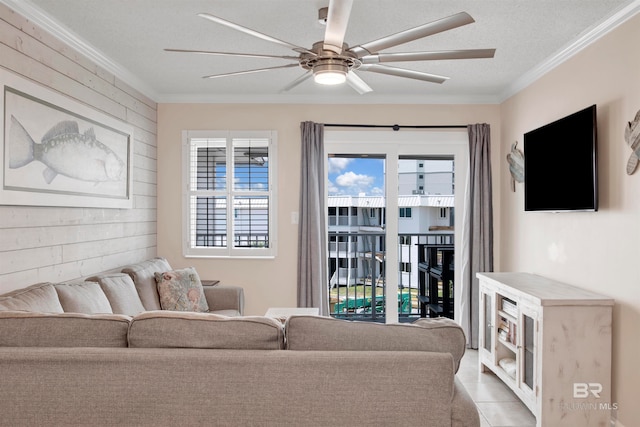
154,267,209,312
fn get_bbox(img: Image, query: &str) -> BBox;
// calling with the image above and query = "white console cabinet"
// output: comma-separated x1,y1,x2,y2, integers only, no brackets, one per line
477,273,614,427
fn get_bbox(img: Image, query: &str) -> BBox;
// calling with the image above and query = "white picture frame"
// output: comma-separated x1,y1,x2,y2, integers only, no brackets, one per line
0,68,134,209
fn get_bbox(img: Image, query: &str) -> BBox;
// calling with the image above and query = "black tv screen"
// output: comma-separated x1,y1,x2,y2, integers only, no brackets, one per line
524,105,597,212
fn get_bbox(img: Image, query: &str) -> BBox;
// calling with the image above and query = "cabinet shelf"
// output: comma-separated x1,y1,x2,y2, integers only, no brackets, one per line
497,309,516,323
496,365,517,383
498,337,517,353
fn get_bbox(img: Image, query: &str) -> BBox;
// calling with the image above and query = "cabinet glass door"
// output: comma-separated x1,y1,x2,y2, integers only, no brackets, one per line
483,294,493,352
482,291,493,353
520,307,536,396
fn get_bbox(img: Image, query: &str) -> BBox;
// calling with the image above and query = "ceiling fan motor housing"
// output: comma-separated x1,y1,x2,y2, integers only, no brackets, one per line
300,41,362,73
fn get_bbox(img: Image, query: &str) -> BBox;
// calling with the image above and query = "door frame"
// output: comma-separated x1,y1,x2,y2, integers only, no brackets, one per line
325,130,468,323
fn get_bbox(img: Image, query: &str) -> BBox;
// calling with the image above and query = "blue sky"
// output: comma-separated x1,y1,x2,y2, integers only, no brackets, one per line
327,157,384,196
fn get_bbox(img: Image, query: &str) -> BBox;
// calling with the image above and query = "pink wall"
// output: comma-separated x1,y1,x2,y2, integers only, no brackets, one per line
500,13,640,426
157,103,501,315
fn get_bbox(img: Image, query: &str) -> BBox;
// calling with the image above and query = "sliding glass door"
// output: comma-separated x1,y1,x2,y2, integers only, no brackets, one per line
325,130,467,324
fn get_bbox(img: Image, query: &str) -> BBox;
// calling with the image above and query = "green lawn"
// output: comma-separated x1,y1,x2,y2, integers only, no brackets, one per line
329,285,419,313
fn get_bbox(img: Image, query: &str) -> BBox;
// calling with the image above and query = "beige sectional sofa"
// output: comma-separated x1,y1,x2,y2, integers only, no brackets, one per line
0,258,480,426
0,257,244,317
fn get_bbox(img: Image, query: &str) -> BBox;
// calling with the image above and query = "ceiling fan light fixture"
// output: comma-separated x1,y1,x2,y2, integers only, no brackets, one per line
313,62,348,85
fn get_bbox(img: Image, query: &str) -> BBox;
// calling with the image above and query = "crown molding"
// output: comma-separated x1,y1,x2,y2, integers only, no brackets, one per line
156,92,501,105
1,0,160,101
499,0,640,102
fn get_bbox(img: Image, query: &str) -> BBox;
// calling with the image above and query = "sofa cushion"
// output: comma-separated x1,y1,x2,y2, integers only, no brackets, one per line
87,273,146,316
0,311,130,347
121,257,172,310
128,311,285,350
154,267,209,312
55,282,113,314
0,283,64,313
285,315,466,372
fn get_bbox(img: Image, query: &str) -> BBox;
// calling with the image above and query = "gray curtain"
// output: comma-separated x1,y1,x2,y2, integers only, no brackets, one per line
460,123,494,348
297,121,329,315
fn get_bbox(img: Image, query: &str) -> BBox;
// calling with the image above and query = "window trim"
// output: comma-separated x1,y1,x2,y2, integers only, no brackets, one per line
182,130,277,258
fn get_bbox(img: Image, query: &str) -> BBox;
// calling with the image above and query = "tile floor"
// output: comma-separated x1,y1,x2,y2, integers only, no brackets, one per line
458,349,537,427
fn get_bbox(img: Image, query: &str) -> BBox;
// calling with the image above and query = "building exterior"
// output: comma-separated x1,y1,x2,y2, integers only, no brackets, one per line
328,159,454,291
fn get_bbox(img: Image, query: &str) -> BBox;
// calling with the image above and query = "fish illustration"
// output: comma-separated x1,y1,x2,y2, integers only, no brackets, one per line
625,109,640,175
9,115,125,184
506,141,524,191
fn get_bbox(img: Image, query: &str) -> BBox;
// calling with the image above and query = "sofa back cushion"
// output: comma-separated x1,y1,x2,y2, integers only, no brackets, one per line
128,311,285,350
285,315,466,372
0,311,130,347
0,283,64,313
87,273,146,316
54,282,113,314
121,257,172,310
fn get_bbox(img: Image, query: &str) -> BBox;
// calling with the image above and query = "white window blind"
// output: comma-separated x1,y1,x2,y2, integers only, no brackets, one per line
182,131,277,257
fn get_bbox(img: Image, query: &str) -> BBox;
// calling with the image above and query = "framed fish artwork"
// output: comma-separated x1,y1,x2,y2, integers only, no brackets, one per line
0,68,133,209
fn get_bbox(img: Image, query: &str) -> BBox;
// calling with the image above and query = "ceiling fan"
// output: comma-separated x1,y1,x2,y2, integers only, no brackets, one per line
165,0,495,94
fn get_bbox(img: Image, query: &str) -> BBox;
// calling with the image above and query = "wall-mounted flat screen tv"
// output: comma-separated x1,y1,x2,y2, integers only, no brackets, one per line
524,105,597,212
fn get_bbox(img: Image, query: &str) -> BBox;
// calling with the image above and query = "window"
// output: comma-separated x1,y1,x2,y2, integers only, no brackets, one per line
182,130,277,257
399,207,412,218
399,262,412,273
339,257,357,268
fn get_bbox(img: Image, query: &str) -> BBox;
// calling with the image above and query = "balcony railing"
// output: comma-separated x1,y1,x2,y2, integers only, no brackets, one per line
328,232,453,322
195,233,269,248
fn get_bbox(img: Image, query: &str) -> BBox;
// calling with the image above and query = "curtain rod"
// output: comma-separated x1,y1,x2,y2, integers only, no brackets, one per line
323,123,467,131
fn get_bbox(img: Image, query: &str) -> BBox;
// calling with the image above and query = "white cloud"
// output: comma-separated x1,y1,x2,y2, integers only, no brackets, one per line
328,158,353,174
335,171,375,189
327,181,340,194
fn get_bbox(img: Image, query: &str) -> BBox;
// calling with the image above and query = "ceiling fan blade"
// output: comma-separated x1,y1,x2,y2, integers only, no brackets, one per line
198,13,315,55
280,72,313,92
346,71,373,94
203,63,298,79
359,64,449,84
349,11,475,58
165,48,300,61
323,0,353,54
361,48,496,64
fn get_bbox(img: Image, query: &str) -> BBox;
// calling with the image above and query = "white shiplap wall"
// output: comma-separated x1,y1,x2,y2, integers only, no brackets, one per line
0,3,157,291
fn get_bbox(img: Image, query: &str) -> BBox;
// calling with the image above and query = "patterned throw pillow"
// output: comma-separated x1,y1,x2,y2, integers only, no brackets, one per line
154,267,209,312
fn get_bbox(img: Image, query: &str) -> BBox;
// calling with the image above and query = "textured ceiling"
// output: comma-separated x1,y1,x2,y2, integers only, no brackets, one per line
7,0,638,103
